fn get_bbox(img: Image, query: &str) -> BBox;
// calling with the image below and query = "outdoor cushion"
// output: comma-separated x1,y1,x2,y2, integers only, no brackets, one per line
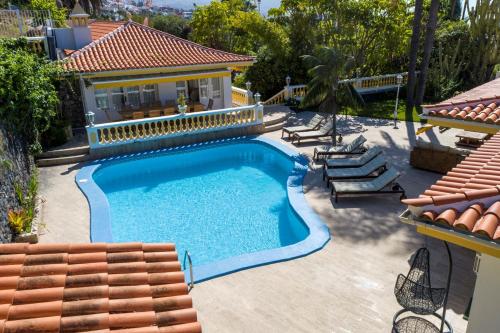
283,114,324,133
326,147,382,168
318,135,367,154
332,167,400,192
325,155,386,179
294,122,334,138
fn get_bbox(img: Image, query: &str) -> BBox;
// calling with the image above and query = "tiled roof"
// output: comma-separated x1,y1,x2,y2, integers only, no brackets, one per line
424,78,500,108
63,21,255,73
402,132,500,241
0,242,202,333
88,21,124,41
426,101,500,125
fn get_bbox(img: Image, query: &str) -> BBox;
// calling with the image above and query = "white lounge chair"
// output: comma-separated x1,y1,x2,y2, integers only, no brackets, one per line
330,167,405,202
313,135,367,160
281,114,325,139
323,155,387,186
291,122,334,145
324,147,383,169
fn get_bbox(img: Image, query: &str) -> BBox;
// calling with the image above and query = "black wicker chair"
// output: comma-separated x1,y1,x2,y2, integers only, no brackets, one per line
392,247,453,333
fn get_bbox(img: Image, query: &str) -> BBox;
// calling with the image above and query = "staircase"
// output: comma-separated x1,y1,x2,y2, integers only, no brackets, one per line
262,105,291,133
36,145,90,167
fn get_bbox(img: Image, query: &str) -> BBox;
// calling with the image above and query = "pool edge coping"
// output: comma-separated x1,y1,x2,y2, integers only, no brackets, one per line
75,136,331,283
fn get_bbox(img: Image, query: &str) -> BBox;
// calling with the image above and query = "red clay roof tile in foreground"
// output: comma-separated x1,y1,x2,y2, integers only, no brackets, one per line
0,243,202,333
402,132,500,241
64,20,255,73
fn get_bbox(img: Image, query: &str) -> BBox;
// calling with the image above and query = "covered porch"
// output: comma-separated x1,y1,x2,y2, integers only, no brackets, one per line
80,69,234,124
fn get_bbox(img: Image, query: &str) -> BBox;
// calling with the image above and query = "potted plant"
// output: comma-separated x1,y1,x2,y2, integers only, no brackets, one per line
177,93,188,115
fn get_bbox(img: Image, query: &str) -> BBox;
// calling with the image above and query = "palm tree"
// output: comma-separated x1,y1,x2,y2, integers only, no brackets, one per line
57,0,102,15
406,0,424,112
415,0,440,105
301,46,355,145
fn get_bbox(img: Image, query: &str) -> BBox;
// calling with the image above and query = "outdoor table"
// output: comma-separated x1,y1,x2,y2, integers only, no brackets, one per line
455,130,489,148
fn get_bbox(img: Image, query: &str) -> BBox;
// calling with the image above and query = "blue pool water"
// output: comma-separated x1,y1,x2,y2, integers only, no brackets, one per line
92,142,310,267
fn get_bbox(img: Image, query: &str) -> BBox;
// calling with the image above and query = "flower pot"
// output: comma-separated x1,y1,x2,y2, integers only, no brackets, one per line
178,105,187,115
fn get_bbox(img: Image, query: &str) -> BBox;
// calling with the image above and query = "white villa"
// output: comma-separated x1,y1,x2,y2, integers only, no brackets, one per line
54,5,254,125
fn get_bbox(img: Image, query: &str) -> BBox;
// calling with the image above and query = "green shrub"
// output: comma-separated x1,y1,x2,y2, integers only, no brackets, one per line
0,38,61,154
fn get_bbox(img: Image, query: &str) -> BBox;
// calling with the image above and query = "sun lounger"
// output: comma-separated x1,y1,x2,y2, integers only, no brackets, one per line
323,155,387,186
281,114,325,139
291,122,334,145
324,147,382,169
330,167,405,202
313,135,367,161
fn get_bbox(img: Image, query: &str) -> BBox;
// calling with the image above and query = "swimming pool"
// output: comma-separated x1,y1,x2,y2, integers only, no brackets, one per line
77,137,330,282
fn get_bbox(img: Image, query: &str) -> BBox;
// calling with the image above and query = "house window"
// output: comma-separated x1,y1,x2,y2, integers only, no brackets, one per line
199,78,208,98
176,81,187,99
95,89,109,110
127,86,141,108
211,77,221,98
111,87,125,111
143,84,158,105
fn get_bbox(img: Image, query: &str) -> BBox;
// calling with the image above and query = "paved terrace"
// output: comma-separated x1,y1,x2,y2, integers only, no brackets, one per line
39,115,475,332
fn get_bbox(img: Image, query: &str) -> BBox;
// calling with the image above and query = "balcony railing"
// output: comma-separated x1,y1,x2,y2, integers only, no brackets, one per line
86,104,264,149
263,72,412,105
0,9,52,38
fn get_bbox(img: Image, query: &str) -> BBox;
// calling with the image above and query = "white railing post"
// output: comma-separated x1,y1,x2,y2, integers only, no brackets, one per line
86,126,99,149
246,90,253,105
254,93,264,124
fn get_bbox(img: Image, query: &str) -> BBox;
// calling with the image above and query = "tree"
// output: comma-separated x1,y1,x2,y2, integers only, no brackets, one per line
406,0,424,112
0,39,61,154
415,0,440,105
58,0,102,15
30,0,67,27
152,15,191,39
301,46,355,145
466,0,500,86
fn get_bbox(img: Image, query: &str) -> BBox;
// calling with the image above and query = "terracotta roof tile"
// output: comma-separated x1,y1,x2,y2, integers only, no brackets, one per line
64,21,254,73
424,78,500,108
426,100,500,125
403,132,500,241
0,243,201,333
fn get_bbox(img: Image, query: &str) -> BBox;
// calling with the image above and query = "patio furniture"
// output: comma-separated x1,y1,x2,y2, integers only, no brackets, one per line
455,130,489,148
148,110,161,118
323,155,387,186
392,247,453,333
132,111,144,119
330,167,405,202
313,135,367,161
290,122,333,145
206,98,214,111
324,146,382,169
281,114,325,139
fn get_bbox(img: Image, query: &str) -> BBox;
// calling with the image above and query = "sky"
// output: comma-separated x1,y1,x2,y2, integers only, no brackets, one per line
153,0,282,13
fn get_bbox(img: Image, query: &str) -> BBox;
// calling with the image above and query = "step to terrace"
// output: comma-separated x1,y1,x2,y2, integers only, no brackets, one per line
36,145,90,167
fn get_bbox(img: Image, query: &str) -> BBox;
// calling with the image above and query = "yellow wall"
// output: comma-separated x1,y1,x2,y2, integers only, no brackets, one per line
427,118,499,134
93,72,231,89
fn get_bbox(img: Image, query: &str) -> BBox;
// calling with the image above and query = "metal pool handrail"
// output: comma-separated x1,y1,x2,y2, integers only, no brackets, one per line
183,250,194,292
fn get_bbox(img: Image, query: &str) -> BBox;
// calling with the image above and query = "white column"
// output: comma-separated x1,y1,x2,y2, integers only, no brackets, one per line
223,76,232,108
467,254,500,333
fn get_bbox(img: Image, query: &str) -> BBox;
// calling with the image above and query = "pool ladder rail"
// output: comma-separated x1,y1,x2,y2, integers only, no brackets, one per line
183,250,194,292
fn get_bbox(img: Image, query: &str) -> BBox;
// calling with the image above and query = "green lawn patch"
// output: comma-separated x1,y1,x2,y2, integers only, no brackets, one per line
342,99,423,123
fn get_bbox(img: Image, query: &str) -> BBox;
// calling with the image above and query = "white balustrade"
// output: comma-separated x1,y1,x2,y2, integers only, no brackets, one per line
231,86,250,106
86,104,264,149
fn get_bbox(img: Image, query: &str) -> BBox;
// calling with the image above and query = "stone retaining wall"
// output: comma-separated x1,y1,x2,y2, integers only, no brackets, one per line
0,124,33,243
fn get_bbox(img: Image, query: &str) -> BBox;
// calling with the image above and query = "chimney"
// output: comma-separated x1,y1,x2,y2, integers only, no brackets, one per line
70,2,92,49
